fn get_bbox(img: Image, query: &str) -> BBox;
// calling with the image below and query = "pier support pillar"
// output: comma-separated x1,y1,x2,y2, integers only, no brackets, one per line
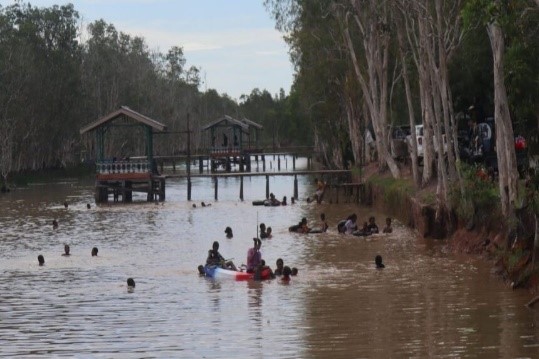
199,156,203,173
294,175,298,200
214,177,218,201
262,155,266,172
293,156,296,170
278,156,281,171
265,175,269,199
240,176,244,201
188,178,192,201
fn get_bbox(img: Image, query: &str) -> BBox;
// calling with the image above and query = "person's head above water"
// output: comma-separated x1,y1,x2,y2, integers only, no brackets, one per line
291,267,298,276
86,203,91,209
212,241,219,251
276,258,284,269
260,223,266,231
225,227,233,238
38,254,44,266
63,244,70,255
52,219,58,229
91,247,98,256
375,255,385,268
369,216,376,224
321,213,326,221
283,266,292,277
301,217,307,225
266,227,272,235
127,278,135,287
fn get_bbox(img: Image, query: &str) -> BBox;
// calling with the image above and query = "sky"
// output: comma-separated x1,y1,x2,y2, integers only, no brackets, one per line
6,0,294,101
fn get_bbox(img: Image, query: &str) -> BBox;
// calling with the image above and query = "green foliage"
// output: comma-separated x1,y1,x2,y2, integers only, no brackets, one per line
449,163,501,226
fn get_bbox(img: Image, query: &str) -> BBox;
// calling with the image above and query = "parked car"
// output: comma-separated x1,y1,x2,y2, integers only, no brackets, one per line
405,124,448,164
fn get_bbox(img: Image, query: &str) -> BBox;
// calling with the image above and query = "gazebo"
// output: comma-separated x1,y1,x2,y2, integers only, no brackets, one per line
80,106,167,203
200,115,263,172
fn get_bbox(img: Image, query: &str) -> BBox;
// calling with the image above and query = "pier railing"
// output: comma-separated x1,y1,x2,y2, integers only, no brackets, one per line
96,160,152,175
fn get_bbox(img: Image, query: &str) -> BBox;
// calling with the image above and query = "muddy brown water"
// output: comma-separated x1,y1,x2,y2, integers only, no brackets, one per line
1,157,538,357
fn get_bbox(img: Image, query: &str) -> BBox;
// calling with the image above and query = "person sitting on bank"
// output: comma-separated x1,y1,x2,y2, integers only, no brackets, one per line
382,217,393,233
274,258,284,276
62,244,70,256
259,223,268,239
375,255,385,269
91,247,98,256
38,254,45,266
367,216,379,234
246,238,262,273
225,226,233,239
206,241,237,271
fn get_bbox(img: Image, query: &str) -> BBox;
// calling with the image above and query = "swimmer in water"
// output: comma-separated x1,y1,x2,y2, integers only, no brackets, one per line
52,219,58,229
282,266,292,282
274,258,284,276
91,247,98,256
225,226,233,239
64,201,68,209
127,278,135,292
87,203,91,209
375,255,385,269
62,244,70,256
291,267,298,276
38,254,45,266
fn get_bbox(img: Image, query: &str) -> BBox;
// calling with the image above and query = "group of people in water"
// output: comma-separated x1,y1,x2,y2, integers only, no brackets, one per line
200,238,298,282
37,244,99,266
336,214,393,236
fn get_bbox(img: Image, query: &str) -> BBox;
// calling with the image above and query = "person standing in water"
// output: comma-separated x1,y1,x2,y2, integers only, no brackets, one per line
382,217,393,233
246,238,262,273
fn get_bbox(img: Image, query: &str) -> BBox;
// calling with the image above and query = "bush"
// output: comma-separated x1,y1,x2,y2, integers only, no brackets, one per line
449,163,502,227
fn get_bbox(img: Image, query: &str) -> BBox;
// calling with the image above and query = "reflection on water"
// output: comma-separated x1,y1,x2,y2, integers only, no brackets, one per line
0,159,538,357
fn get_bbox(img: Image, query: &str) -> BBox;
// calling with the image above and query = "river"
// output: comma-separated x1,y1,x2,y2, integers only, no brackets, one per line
0,157,538,358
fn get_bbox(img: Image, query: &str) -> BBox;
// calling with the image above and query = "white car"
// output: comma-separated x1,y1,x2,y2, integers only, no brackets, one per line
407,125,448,159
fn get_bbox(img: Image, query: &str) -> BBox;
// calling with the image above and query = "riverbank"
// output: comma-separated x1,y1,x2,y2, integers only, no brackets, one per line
359,163,539,293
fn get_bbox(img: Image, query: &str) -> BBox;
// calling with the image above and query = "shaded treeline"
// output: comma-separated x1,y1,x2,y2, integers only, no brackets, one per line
265,0,539,221
0,2,312,186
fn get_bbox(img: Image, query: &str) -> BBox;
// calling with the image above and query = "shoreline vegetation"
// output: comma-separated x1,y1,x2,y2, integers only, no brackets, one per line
359,162,539,293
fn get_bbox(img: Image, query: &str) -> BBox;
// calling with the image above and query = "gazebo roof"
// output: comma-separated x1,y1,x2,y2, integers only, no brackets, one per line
201,115,249,131
241,117,263,130
80,106,167,135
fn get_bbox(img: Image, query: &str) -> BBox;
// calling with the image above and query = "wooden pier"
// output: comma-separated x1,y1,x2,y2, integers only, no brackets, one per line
166,169,358,202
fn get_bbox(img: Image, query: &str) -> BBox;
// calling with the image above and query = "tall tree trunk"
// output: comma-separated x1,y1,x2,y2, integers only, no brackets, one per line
487,22,518,216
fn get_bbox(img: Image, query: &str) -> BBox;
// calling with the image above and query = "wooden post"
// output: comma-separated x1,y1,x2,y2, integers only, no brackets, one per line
240,176,244,201
278,156,281,171
293,156,296,170
294,174,298,200
246,155,251,172
199,156,203,173
214,176,218,201
172,160,176,173
160,178,166,201
240,156,244,172
265,175,269,199
160,161,164,174
262,155,266,172
188,177,192,201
